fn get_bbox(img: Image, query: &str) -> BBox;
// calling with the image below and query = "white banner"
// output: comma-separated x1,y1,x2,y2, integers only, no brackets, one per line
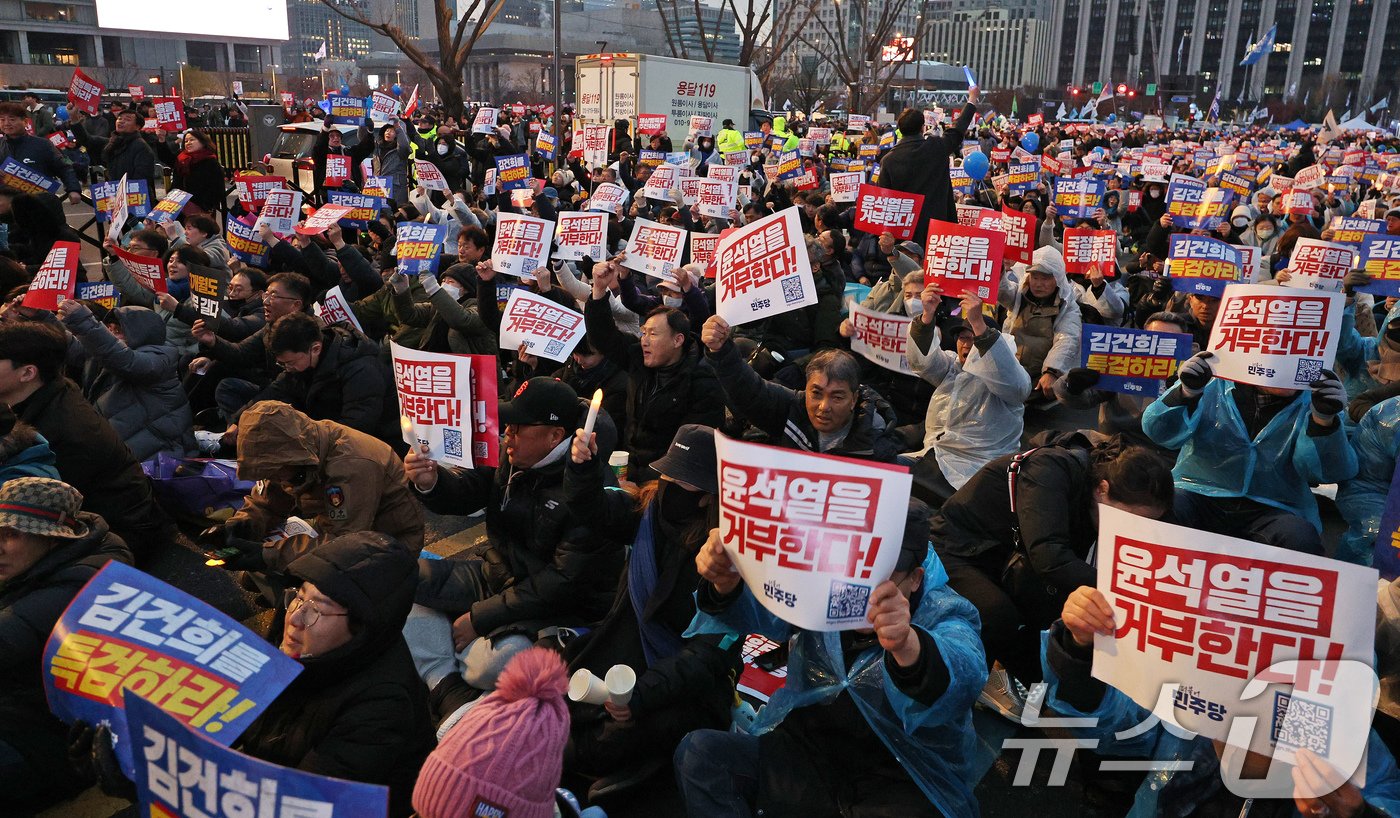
587,182,628,215
1093,505,1378,777
414,160,449,191
848,301,914,375
689,115,714,137
554,212,608,262
716,434,913,631
583,123,611,169
1282,238,1358,293
498,288,587,362
715,207,816,326
254,189,302,236
1206,283,1343,389
621,218,687,281
491,213,553,278
390,341,476,468
642,163,680,201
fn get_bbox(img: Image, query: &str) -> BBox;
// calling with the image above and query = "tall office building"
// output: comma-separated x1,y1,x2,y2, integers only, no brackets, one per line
1045,0,1399,109
922,0,1052,90
286,0,373,77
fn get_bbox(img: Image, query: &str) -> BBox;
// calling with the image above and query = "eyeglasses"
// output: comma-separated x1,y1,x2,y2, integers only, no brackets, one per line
264,293,300,303
283,589,348,627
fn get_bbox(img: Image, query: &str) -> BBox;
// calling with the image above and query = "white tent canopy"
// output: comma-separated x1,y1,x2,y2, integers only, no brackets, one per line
1338,116,1387,132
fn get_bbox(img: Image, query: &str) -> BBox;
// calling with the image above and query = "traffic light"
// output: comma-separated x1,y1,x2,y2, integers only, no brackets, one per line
1145,82,1157,96
1127,89,1137,97
1116,84,1127,95
1092,81,1103,94
1070,86,1081,96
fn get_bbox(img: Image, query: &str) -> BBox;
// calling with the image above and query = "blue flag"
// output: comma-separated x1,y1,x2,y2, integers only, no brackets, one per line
1239,23,1277,66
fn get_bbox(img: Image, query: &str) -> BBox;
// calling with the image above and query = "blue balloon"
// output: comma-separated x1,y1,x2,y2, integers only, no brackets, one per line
317,99,331,114
963,150,989,181
55,106,70,123
339,84,350,96
391,83,402,96
1019,132,1039,153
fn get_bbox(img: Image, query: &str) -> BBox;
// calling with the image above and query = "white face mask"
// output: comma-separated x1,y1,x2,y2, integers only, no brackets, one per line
905,297,923,317
436,144,449,156
662,296,683,308
441,283,462,300
1149,189,1162,199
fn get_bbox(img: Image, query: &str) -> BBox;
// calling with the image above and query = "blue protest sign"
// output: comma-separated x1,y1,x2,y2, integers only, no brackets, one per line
91,179,152,222
1168,234,1243,297
326,94,368,125
1081,324,1193,396
126,692,388,818
42,561,302,777
225,215,271,267
1051,176,1104,219
0,155,63,195
394,221,447,276
76,281,119,309
146,189,193,224
494,152,531,191
326,190,386,228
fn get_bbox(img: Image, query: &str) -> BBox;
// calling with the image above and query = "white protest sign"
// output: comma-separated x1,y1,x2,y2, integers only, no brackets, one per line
491,212,553,278
1206,283,1344,389
414,160,449,191
621,218,687,280
554,212,608,262
370,91,400,123
689,115,714,137
587,182,628,215
472,107,498,134
583,123,611,169
296,204,353,236
390,341,475,468
314,285,364,332
498,288,587,362
830,171,862,203
707,165,740,185
716,434,913,631
643,163,680,201
1093,505,1378,776
108,173,130,237
715,207,816,325
695,178,735,218
254,189,302,236
848,301,914,375
1282,238,1358,293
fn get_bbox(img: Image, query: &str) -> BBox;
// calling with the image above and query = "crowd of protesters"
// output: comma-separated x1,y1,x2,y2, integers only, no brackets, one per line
2,78,1400,818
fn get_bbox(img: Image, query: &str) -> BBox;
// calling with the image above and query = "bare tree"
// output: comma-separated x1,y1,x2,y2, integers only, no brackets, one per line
732,0,821,88
797,0,930,116
319,0,507,118
769,55,836,114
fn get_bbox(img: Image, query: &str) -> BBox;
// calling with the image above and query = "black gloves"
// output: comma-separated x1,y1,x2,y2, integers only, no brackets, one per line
1310,368,1347,422
1064,367,1102,395
67,721,135,800
1176,351,1215,397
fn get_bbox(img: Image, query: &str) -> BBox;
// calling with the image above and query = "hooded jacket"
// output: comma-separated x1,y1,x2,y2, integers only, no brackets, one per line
583,294,726,480
1337,395,1400,565
228,402,425,571
0,512,130,805
261,325,398,443
707,340,906,463
997,245,1086,380
769,117,800,151
907,320,1030,487
0,422,59,484
236,532,434,818
101,130,157,193
874,104,977,245
62,304,198,461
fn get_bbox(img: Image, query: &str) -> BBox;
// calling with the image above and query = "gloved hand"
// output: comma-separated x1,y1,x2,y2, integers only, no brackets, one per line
67,721,135,800
1151,276,1172,299
1310,368,1347,422
1342,268,1373,295
1065,367,1101,395
1177,351,1215,397
389,272,409,295
418,271,441,297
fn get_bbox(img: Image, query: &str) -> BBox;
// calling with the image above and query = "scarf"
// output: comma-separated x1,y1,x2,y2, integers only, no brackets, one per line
628,506,686,666
175,147,216,178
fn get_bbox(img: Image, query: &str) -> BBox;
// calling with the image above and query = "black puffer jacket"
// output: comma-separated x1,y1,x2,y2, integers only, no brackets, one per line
414,402,624,636
237,532,434,818
62,303,197,460
583,294,726,481
260,325,398,444
706,340,905,462
0,513,130,811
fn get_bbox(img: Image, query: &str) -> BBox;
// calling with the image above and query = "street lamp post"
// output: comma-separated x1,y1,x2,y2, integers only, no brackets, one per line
552,0,562,172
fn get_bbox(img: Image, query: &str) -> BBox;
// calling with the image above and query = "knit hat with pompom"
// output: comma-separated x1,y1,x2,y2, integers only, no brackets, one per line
412,647,570,818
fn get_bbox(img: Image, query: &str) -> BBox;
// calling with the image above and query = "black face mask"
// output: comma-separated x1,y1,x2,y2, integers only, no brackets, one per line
658,480,704,521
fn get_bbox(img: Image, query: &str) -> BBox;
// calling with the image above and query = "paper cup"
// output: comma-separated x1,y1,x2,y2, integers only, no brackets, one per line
608,451,630,483
568,668,609,705
605,664,636,706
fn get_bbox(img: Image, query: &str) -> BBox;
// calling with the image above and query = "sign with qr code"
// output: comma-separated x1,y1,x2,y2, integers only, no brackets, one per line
43,562,303,779
715,434,912,631
922,220,1005,302
1205,284,1343,389
1093,506,1377,777
497,289,587,363
391,341,498,468
491,213,552,279
621,218,688,281
554,212,608,262
1281,238,1357,293
715,207,816,326
126,692,388,818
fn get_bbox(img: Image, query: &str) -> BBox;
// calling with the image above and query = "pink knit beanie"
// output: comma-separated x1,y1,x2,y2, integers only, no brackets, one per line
412,647,571,818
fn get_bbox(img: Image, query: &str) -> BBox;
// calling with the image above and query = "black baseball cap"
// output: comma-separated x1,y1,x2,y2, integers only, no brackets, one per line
498,377,579,428
649,425,718,494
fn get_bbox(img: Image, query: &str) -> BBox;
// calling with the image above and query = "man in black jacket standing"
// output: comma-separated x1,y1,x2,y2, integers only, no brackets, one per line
876,86,980,245
0,102,81,204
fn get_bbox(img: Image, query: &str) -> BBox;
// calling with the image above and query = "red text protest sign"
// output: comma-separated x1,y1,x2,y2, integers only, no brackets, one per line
68,69,103,115
1207,284,1343,389
113,245,166,294
848,301,914,375
391,341,498,468
715,207,815,325
853,184,924,241
1063,228,1118,278
553,212,608,262
491,213,553,278
923,221,1005,301
622,219,687,280
498,288,586,362
23,241,80,311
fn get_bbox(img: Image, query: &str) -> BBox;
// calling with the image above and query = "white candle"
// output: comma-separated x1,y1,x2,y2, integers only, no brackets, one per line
582,388,604,438
400,415,422,448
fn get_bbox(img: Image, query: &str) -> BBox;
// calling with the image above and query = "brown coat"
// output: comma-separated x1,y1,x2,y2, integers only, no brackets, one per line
229,401,424,570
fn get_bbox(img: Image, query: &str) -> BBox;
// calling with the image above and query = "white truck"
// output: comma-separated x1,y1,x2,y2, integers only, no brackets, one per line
575,53,766,148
